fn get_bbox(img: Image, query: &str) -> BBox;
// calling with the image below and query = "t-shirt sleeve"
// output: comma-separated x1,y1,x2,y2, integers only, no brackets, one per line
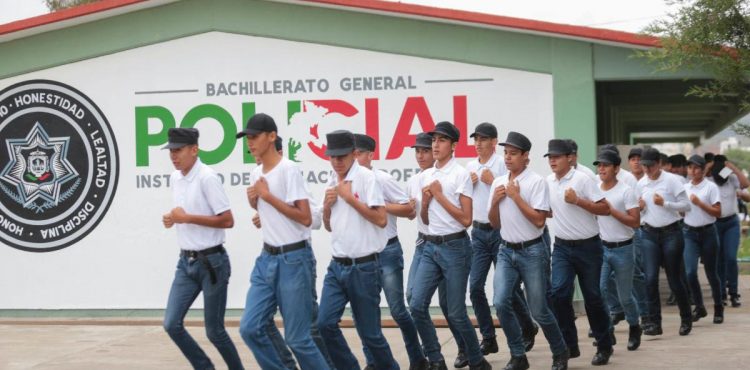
623,186,639,210
585,176,605,202
203,173,231,215
531,177,550,212
455,169,473,198
709,183,721,205
382,172,409,204
284,164,309,203
364,173,385,208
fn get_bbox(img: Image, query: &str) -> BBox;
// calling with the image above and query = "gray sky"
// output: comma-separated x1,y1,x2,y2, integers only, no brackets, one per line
1,0,675,32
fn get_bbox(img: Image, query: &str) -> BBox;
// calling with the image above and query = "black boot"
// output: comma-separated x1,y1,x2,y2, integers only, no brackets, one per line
643,322,662,336
627,325,642,351
568,345,580,358
714,304,724,324
592,327,616,347
480,336,499,355
691,306,707,322
468,358,492,370
731,294,742,307
454,351,468,368
591,348,613,366
679,319,692,336
504,355,529,370
410,358,430,370
551,350,570,370
523,324,539,352
610,312,625,326
429,359,449,370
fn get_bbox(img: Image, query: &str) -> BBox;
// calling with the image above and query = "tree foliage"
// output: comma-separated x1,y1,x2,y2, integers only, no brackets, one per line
45,0,100,11
638,0,750,134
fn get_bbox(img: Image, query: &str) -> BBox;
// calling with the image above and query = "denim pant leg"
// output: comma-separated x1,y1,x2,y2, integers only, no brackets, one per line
266,320,296,369
240,253,285,370
308,253,335,369
406,243,424,305
493,247,526,357
469,227,500,339
683,229,706,308
631,228,649,318
349,260,400,370
572,240,612,351
606,272,622,315
717,217,741,296
601,245,639,326
436,237,483,366
365,241,424,365
439,279,466,352
318,261,360,370
661,230,692,321
551,243,579,349
201,253,244,370
640,229,664,324
410,242,445,363
164,257,214,370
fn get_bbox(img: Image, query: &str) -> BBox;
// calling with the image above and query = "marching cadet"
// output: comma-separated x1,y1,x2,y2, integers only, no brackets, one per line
353,134,428,370
593,150,643,351
636,148,693,336
161,127,245,370
409,121,491,370
488,131,569,370
317,130,400,370
545,139,614,366
237,114,329,370
406,132,468,369
682,155,724,324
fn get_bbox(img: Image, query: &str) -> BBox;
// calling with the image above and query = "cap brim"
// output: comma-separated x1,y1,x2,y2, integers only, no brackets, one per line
498,141,523,149
410,144,431,149
161,142,190,150
470,132,495,138
544,150,570,157
593,160,614,166
235,128,264,138
324,147,354,156
687,160,704,167
639,159,657,166
427,130,458,140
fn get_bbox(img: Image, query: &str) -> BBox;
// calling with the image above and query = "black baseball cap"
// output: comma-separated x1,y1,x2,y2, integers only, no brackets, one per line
470,122,498,139
499,131,531,152
704,152,715,162
428,121,460,142
354,134,376,152
593,150,621,166
236,113,277,138
544,139,573,157
628,147,643,159
162,128,199,149
411,132,432,149
565,139,578,154
687,154,706,167
668,154,687,167
325,130,355,156
600,144,619,155
640,148,661,166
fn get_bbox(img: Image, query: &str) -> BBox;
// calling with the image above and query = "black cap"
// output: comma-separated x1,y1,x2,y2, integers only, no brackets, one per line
687,154,706,167
428,121,460,141
544,139,573,157
704,152,715,162
600,144,619,155
593,150,621,166
236,113,277,138
499,131,531,152
325,130,355,156
411,132,432,149
628,147,643,159
275,136,283,152
354,134,376,152
162,128,199,149
565,139,578,154
640,148,661,166
668,154,687,167
659,153,669,164
470,122,498,139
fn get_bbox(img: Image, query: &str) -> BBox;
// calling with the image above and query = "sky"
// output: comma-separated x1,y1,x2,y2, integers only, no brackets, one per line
0,0,676,33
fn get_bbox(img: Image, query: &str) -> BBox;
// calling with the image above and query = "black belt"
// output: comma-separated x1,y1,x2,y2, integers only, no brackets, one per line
263,240,307,255
717,215,737,223
180,245,225,284
387,236,399,245
602,239,633,248
504,236,543,250
642,221,680,233
472,221,494,231
332,253,377,266
554,235,600,246
423,230,468,244
684,224,714,233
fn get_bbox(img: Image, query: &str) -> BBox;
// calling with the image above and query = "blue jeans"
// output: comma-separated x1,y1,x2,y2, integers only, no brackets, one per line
239,244,329,370
494,240,567,357
164,252,244,370
600,243,640,326
410,236,483,366
364,240,424,365
607,229,649,320
641,227,692,323
716,216,741,297
683,225,722,307
551,237,613,351
469,226,500,339
406,241,465,352
318,258,399,370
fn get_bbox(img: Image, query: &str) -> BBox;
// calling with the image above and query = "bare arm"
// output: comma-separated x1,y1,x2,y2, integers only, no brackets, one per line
727,162,750,189
609,205,640,228
386,202,416,219
171,208,234,229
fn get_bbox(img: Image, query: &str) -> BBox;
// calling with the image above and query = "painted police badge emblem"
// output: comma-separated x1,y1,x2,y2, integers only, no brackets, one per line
0,80,119,252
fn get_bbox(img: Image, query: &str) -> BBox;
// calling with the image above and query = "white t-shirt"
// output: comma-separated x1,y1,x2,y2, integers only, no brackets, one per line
171,160,230,251
617,169,638,190
327,162,387,258
575,163,597,180
420,158,473,235
375,168,409,239
487,168,549,243
407,171,429,235
684,178,721,227
709,174,741,217
547,168,604,240
250,158,311,247
597,181,638,242
466,153,507,223
637,171,690,227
